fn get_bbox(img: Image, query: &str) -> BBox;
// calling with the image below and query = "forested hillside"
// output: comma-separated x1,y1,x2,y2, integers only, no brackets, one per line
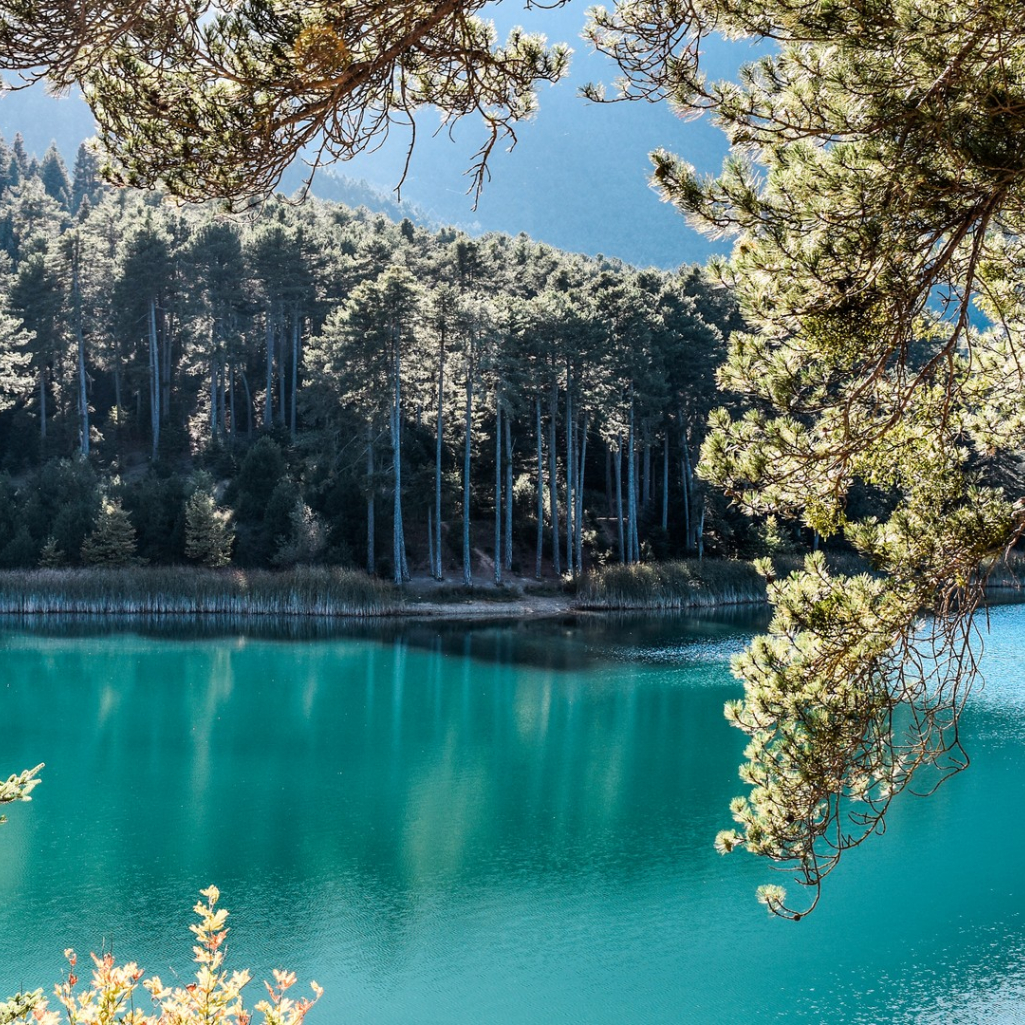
0,134,752,583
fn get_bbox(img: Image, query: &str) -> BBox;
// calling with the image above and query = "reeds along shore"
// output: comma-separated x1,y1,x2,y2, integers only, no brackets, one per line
578,560,767,610
0,567,396,617
0,554,934,618
577,554,876,610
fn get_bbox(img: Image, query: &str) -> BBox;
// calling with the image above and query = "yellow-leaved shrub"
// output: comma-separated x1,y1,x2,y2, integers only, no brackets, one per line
1,888,320,1025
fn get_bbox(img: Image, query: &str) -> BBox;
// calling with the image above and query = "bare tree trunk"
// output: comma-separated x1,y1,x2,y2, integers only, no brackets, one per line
565,380,574,578
463,372,473,586
681,419,693,552
290,309,299,441
73,259,89,457
548,380,561,577
241,372,253,438
616,434,625,564
228,359,236,443
149,298,160,460
628,396,639,563
278,324,286,426
535,396,544,580
392,342,408,585
504,413,513,572
366,423,376,576
639,430,647,512
697,498,706,561
494,397,502,584
575,412,588,575
160,301,171,422
38,369,46,442
113,344,122,431
427,506,435,581
264,310,274,428
606,446,613,516
210,354,218,440
662,433,669,532
434,325,446,579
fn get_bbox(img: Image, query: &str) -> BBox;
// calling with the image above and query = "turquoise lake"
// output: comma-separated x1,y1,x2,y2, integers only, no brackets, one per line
2,606,1025,1024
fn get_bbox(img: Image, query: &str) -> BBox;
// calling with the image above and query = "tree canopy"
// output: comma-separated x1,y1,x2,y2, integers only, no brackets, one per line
0,0,570,203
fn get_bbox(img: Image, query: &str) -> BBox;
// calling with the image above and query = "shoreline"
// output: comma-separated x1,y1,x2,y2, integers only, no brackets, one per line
0,561,1019,623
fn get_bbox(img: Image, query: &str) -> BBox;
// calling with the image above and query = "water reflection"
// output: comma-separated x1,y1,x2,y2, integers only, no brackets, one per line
0,606,768,669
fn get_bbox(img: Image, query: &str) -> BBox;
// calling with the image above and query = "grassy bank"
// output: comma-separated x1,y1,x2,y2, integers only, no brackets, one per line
0,567,397,617
578,560,767,610
577,554,873,611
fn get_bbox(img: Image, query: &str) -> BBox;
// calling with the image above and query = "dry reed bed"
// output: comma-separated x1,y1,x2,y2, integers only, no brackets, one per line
578,560,767,610
0,567,397,617
578,554,873,611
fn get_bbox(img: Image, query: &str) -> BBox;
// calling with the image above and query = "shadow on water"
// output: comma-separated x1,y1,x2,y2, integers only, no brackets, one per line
0,605,771,671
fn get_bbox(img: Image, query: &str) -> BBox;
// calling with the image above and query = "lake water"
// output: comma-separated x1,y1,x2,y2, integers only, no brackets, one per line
2,607,1025,1024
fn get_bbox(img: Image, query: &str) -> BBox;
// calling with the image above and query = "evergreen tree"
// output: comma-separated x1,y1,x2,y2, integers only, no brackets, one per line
184,487,234,568
38,143,71,209
71,141,105,213
80,497,141,566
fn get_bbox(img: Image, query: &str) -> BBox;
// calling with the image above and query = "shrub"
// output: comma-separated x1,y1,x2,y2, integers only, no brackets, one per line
1,887,321,1025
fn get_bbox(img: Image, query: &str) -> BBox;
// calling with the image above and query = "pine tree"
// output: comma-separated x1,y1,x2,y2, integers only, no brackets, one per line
81,498,142,566
184,490,234,568
70,142,105,213
38,144,71,210
37,536,65,568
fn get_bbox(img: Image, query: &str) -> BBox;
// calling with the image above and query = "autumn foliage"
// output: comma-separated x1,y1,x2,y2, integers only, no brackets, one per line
0,888,320,1025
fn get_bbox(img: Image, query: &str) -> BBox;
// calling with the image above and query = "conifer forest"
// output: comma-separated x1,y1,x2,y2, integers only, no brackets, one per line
0,134,747,584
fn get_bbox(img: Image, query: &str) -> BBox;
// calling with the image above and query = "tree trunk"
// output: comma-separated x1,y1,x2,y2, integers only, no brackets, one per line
606,446,613,516
241,371,253,438
149,298,160,460
290,309,299,441
575,412,588,575
73,261,89,457
210,355,218,440
113,340,122,432
639,430,647,510
278,322,286,426
427,506,435,581
615,436,624,564
661,433,669,533
366,423,376,575
504,413,513,572
38,368,46,442
228,358,236,443
565,380,574,577
463,372,473,586
434,330,445,580
160,301,171,422
548,381,561,577
627,396,638,563
264,311,273,428
494,397,502,584
392,340,407,585
535,396,544,580
681,420,693,552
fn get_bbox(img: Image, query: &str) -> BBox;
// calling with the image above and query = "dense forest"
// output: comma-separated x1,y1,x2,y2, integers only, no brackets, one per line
0,133,756,584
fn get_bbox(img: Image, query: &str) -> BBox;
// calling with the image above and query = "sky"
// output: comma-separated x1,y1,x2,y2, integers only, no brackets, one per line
0,0,757,269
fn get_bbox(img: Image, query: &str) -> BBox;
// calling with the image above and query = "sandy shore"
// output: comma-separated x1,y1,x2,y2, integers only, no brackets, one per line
396,575,579,619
